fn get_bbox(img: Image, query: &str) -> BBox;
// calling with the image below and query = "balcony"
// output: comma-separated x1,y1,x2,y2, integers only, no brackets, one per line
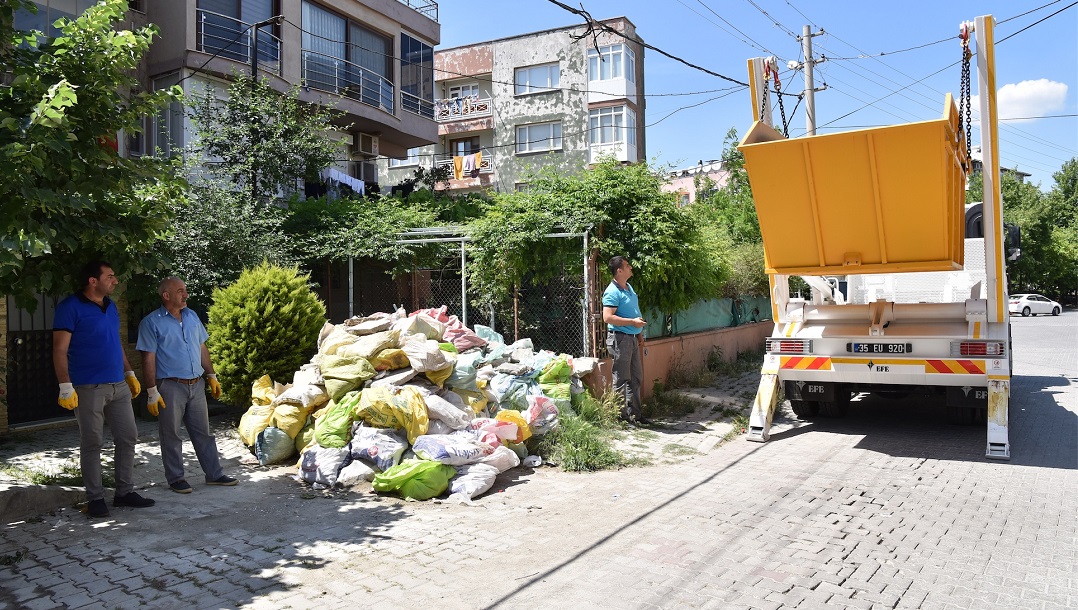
302,50,394,114
435,96,492,122
434,150,493,176
195,9,281,76
397,0,439,22
402,91,434,120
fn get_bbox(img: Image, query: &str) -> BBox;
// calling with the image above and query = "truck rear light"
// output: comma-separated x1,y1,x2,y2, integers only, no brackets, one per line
766,339,812,354
951,341,1005,356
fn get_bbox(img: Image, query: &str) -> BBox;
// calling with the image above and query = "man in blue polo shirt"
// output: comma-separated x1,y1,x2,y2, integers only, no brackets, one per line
53,261,156,518
602,256,649,424
137,276,237,494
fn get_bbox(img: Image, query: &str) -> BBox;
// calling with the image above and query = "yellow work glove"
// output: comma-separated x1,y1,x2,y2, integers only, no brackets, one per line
206,373,222,400
124,370,141,399
58,383,78,410
146,386,166,417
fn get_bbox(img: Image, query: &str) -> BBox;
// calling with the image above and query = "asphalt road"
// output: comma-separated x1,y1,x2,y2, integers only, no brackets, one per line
0,310,1074,609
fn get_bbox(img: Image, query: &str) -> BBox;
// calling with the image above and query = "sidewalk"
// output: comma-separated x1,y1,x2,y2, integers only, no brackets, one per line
0,371,762,524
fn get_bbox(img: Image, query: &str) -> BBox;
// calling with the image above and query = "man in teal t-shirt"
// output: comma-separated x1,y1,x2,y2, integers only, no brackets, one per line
602,256,648,424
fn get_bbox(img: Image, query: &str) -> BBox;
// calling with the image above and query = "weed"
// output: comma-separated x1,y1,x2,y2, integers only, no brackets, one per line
573,390,621,428
0,548,28,566
708,347,766,378
664,354,717,389
535,415,626,472
663,443,700,457
722,414,750,443
645,387,704,418
0,461,103,487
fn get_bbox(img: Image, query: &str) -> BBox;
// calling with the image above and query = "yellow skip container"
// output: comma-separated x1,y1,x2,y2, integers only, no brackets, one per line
738,94,968,276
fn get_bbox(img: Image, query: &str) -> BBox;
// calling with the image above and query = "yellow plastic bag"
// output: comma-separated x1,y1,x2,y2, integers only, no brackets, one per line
495,409,531,443
251,374,276,406
451,388,488,415
424,362,455,387
370,348,410,371
354,386,429,444
271,403,313,439
238,404,274,446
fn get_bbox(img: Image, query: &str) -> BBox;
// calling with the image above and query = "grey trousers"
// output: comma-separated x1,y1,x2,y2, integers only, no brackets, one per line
74,381,138,501
157,378,224,484
607,331,643,418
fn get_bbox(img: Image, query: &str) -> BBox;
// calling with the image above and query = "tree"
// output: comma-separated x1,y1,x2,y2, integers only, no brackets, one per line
0,0,181,309
165,75,343,304
698,128,760,244
466,158,728,317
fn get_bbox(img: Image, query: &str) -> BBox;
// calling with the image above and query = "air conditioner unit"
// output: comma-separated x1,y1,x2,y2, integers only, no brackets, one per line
353,132,379,157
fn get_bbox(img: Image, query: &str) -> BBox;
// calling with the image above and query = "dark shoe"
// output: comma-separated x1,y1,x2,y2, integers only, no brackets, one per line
114,492,155,508
206,475,237,486
86,498,110,518
169,480,193,494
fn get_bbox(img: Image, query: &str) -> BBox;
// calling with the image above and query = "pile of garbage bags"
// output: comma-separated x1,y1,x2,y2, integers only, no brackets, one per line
236,306,600,503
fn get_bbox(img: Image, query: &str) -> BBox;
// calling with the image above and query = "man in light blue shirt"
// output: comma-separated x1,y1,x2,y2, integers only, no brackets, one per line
602,256,648,424
137,277,237,494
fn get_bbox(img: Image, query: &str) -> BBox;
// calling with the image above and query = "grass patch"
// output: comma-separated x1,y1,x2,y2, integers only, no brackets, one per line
663,443,700,457
573,389,621,428
645,386,704,418
536,414,626,472
722,414,750,442
707,347,765,377
0,548,28,566
0,460,106,487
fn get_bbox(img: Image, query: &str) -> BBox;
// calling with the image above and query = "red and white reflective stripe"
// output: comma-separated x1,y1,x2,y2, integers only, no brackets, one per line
926,359,985,374
780,356,831,370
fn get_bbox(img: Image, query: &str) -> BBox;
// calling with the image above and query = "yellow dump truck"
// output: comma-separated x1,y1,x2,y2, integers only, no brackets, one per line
740,15,1013,459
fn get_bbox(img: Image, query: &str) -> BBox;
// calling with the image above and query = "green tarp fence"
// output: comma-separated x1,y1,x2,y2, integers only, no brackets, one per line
640,296,772,338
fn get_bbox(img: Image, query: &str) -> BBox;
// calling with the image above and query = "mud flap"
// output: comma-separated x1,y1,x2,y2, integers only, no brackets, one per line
747,373,779,442
985,379,1010,460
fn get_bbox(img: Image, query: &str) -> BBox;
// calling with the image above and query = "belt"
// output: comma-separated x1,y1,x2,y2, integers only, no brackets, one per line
163,377,201,385
611,330,639,336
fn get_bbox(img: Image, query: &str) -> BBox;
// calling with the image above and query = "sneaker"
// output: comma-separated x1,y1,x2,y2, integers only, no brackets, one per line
86,498,110,518
206,475,238,486
169,480,193,494
114,492,155,508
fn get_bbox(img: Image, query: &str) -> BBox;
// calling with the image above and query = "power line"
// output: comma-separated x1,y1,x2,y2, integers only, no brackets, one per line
742,0,800,39
543,0,751,88
782,0,816,29
998,0,1067,23
1000,114,1077,121
674,0,771,54
997,1,1078,43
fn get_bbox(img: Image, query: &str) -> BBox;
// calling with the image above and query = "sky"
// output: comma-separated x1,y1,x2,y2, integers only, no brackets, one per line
436,0,1077,191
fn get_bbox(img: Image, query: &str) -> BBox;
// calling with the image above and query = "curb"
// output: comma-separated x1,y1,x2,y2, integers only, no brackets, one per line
0,483,85,523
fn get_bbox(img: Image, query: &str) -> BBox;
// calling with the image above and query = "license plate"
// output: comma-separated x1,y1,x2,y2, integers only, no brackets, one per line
848,342,912,354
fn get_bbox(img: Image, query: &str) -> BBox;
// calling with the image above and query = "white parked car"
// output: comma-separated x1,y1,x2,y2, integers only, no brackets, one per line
1008,293,1062,317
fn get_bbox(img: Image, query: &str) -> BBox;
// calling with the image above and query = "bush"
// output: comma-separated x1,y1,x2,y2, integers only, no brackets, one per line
535,415,626,472
207,263,326,406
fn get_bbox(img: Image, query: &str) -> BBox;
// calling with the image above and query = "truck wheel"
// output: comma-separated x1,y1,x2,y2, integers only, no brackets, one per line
947,406,977,425
1052,306,1061,316
1022,306,1031,317
790,399,819,419
818,389,851,418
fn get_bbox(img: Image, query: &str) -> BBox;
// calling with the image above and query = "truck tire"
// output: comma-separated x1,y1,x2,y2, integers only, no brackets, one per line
1052,306,1061,316
817,389,851,418
1022,306,1031,317
947,406,983,425
790,399,819,419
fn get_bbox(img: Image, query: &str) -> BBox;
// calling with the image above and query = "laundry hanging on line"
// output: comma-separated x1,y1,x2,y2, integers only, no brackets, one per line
322,167,365,195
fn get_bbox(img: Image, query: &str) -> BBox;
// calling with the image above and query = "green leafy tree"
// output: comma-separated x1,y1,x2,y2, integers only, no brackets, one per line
0,0,181,309
467,159,728,318
166,75,343,303
207,263,326,406
698,128,760,244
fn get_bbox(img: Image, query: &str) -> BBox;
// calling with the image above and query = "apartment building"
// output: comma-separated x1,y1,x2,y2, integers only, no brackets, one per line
382,17,645,193
2,0,441,431
144,0,440,190
664,160,731,207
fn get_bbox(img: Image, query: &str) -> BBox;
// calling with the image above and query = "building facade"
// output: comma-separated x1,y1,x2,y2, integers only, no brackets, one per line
382,17,645,193
663,160,731,207
2,0,441,432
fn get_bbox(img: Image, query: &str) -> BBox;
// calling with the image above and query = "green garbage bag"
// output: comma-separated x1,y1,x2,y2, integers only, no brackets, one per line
314,395,357,448
538,355,572,410
372,459,457,500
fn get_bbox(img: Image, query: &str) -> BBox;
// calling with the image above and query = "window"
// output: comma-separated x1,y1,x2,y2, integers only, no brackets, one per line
450,137,481,156
128,0,146,12
515,63,560,95
126,115,150,157
589,105,635,145
588,44,635,83
448,83,479,99
152,74,183,157
199,0,278,64
516,122,562,154
349,22,391,80
389,147,420,168
401,33,434,116
16,0,99,36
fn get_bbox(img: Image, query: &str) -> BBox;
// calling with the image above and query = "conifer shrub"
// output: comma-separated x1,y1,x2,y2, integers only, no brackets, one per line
207,263,326,406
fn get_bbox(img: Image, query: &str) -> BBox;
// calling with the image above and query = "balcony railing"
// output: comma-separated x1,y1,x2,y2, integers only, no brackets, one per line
434,96,492,122
196,9,281,76
434,150,493,177
396,0,438,21
302,50,394,114
401,91,435,119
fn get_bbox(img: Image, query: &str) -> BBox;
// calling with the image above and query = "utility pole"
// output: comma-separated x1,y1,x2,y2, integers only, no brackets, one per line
800,25,826,135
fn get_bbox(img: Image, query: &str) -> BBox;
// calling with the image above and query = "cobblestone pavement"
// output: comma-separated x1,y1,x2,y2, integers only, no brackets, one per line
0,313,1074,609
